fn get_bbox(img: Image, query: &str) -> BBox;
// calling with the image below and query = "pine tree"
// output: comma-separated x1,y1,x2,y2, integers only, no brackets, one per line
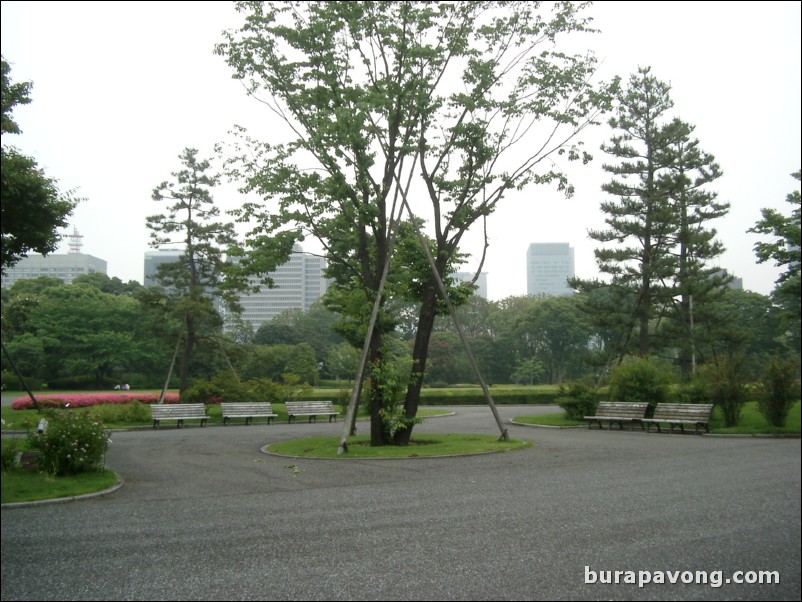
659,118,729,378
589,67,678,355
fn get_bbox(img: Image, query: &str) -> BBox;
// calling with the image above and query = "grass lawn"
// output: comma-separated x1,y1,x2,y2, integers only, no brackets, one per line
267,433,532,458
513,401,801,434
1,468,118,504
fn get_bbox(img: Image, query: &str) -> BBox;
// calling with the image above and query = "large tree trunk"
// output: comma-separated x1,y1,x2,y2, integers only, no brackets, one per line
393,284,439,445
367,316,389,447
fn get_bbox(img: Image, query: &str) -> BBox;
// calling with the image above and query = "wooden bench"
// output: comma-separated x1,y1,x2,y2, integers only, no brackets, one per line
286,401,338,423
151,403,209,429
584,401,649,430
221,402,278,425
642,403,714,434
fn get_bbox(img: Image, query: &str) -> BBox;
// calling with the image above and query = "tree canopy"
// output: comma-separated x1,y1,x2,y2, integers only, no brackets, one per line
218,1,613,445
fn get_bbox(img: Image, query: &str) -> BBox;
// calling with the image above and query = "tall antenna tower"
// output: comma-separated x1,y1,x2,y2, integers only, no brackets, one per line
68,227,84,254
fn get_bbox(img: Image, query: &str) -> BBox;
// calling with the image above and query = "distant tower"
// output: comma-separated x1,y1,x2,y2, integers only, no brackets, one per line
526,243,575,297
68,227,84,254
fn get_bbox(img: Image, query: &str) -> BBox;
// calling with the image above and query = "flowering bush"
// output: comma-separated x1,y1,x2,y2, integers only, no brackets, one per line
11,392,180,410
26,410,108,475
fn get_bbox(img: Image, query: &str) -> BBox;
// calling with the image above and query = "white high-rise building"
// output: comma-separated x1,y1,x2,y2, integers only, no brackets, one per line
235,245,329,330
144,245,329,330
526,243,575,297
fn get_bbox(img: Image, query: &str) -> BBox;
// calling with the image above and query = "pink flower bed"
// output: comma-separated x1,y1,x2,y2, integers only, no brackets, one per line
10,392,181,410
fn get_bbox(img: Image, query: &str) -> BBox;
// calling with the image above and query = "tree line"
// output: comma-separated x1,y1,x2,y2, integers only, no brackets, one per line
1,272,793,395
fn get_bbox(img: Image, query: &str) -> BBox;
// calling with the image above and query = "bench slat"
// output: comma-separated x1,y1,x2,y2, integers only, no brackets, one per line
221,402,277,425
151,404,209,429
286,401,338,423
642,403,714,434
584,402,649,430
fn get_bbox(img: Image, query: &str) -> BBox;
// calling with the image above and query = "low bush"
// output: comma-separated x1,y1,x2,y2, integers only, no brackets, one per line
26,410,108,476
702,355,751,427
556,381,599,420
89,401,152,425
0,371,44,391
11,392,180,410
758,356,801,427
608,357,673,415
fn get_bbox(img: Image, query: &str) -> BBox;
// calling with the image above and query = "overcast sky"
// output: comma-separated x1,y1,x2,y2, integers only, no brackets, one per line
2,1,800,301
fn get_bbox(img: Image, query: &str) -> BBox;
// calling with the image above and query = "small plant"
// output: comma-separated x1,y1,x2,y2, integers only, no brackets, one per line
26,410,108,476
758,356,801,427
702,355,751,427
608,356,673,415
1,438,24,472
556,381,598,421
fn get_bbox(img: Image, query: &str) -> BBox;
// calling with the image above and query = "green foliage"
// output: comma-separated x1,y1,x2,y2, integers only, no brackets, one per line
1,437,24,472
556,381,599,421
608,357,673,413
88,402,151,426
673,377,710,404
701,355,751,427
749,170,801,339
26,410,107,476
244,378,284,404
183,371,247,404
757,356,801,427
0,370,43,391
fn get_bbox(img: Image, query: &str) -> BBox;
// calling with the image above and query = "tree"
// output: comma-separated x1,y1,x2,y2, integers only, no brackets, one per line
146,148,246,392
584,67,678,356
219,1,612,445
515,296,593,384
659,117,729,379
577,67,727,370
1,57,77,273
749,170,801,334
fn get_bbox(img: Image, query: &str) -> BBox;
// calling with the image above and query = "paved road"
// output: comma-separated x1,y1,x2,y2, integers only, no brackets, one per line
2,406,800,601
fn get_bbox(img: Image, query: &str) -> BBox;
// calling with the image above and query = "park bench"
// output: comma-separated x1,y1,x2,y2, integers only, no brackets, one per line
584,401,649,430
221,402,278,426
641,403,714,434
151,403,209,429
286,401,339,423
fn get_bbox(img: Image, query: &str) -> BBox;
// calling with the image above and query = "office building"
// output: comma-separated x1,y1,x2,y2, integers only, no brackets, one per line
526,243,575,297
143,248,185,287
1,229,106,288
235,245,329,330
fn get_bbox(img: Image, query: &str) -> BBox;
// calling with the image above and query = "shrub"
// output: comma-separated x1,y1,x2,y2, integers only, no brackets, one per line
89,401,152,425
26,410,107,476
11,392,180,410
1,438,24,472
758,356,801,427
1,371,43,391
702,355,751,427
183,372,247,404
556,381,599,420
608,357,673,414
244,378,284,404
673,377,710,404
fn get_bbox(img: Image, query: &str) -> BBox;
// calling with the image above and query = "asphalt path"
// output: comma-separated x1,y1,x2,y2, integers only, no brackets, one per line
2,406,800,601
